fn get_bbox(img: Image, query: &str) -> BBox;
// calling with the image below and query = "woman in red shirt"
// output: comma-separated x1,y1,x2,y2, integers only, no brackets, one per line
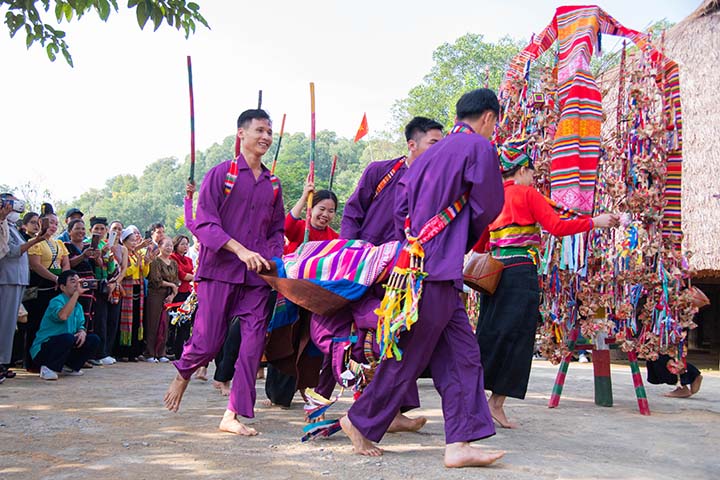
264,180,339,408
475,140,618,429
284,180,339,253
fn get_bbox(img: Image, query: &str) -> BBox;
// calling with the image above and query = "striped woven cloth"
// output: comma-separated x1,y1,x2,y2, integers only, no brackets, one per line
283,239,400,300
501,4,683,239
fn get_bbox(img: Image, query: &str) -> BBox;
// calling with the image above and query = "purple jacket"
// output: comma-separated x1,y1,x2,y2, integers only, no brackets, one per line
194,156,284,285
395,124,504,286
341,156,407,245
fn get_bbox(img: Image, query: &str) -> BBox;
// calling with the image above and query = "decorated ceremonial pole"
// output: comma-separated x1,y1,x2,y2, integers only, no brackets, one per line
304,82,316,242
187,56,196,183
328,154,338,191
270,113,286,175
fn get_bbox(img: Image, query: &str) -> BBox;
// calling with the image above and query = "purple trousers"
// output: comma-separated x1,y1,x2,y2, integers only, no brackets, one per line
348,281,495,444
174,280,270,418
310,289,420,411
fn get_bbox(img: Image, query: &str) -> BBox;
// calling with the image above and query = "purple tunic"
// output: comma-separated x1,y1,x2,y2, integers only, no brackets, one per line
194,157,284,286
348,123,504,444
174,156,284,418
341,156,407,245
395,125,504,286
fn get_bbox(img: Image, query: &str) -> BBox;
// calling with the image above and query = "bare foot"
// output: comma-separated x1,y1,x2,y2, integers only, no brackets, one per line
256,367,265,380
444,442,505,468
164,374,190,412
340,415,383,457
690,375,703,395
489,404,519,429
664,386,691,398
194,366,208,381
387,412,427,433
213,381,231,396
218,410,258,436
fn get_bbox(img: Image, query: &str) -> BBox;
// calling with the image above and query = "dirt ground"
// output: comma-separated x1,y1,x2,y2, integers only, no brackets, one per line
0,360,717,480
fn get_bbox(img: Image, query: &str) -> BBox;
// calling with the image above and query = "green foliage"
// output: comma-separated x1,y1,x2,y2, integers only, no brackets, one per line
392,34,524,131
1,0,209,66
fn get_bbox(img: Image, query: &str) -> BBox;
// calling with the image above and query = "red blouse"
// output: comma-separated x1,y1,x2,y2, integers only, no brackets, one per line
284,213,338,254
170,252,194,293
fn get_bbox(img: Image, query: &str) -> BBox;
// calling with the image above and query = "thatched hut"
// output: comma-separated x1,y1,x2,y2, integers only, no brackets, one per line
665,0,720,279
665,1,720,365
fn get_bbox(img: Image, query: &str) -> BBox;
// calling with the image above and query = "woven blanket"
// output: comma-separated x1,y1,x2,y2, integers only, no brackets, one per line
262,239,400,317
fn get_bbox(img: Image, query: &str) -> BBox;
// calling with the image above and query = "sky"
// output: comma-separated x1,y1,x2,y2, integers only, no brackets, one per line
0,0,699,202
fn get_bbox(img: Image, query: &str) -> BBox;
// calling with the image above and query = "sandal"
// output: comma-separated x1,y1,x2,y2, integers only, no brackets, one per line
0,366,15,379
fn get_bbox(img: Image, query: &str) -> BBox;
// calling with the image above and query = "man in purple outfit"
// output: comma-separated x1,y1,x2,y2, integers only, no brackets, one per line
310,117,443,433
340,89,507,468
164,109,284,436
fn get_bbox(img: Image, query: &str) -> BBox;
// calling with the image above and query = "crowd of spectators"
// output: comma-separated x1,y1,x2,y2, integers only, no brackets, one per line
0,194,197,383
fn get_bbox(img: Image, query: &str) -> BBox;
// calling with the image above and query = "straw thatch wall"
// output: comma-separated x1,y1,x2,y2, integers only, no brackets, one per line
599,1,720,278
666,0,720,277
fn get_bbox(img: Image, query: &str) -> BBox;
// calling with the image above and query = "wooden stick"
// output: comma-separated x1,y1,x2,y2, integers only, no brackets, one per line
329,154,338,191
186,56,196,182
270,113,286,175
305,82,316,243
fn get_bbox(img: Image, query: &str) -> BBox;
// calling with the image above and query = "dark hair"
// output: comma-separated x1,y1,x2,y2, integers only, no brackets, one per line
173,234,190,252
456,88,500,121
150,223,164,233
58,269,78,286
404,116,444,142
22,212,39,225
110,220,123,229
89,216,108,227
40,211,57,219
0,192,13,199
67,218,85,232
40,203,55,216
237,109,271,129
312,190,338,210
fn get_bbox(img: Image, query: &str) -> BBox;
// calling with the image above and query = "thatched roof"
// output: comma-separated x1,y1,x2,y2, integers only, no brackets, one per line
665,0,720,277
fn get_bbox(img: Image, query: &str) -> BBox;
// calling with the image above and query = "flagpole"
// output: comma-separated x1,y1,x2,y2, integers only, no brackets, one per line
258,89,263,109
271,113,286,175
186,56,196,183
305,82,316,243
329,154,338,191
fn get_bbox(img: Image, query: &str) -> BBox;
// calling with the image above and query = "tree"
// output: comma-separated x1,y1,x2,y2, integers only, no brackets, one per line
1,0,208,66
392,34,524,131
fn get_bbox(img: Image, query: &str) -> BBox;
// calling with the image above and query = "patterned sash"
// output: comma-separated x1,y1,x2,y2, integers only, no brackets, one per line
373,157,406,199
224,157,280,204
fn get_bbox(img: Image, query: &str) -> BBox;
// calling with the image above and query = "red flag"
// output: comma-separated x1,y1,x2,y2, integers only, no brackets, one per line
353,113,368,143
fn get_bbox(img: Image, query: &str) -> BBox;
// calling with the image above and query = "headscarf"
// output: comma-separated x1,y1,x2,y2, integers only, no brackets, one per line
499,138,533,174
121,226,137,242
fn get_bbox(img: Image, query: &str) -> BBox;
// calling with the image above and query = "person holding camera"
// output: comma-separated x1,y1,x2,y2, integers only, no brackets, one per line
0,194,52,382
64,219,99,339
25,212,70,371
30,270,101,380
86,217,119,366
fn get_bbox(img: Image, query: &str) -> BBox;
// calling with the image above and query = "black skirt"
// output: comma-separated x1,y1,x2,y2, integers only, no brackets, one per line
476,257,539,399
